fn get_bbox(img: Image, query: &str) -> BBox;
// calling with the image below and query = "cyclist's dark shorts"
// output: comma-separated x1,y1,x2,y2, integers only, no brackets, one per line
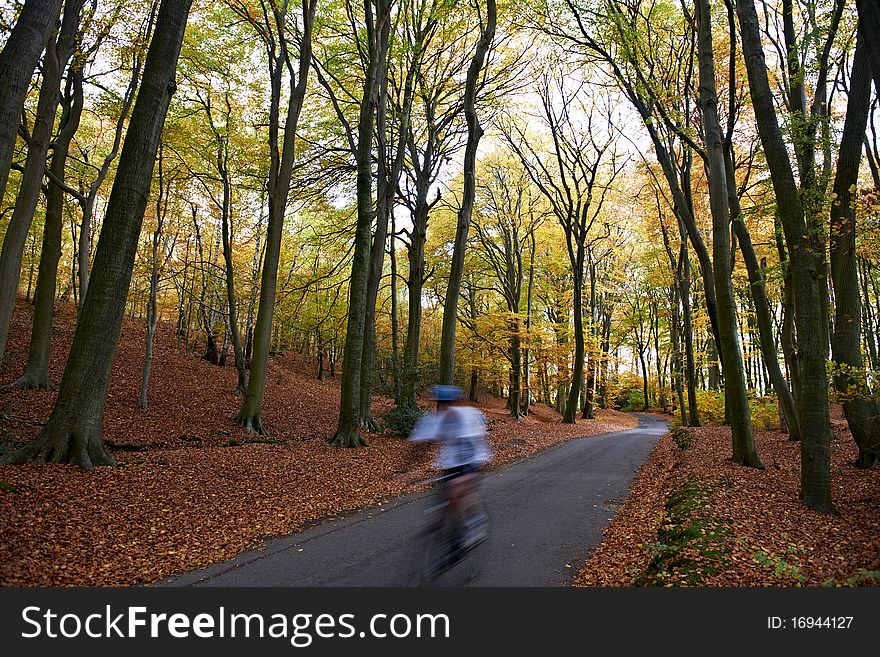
442,464,478,481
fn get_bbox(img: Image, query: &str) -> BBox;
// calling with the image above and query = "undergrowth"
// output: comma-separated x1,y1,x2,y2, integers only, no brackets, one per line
635,476,732,586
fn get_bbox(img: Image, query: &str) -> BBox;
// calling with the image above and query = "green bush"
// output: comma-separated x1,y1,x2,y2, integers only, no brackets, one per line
382,403,425,436
619,387,648,411
748,395,780,430
689,391,780,430
695,390,726,425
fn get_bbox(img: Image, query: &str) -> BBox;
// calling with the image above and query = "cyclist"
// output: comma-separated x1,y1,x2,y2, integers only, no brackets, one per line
407,385,491,549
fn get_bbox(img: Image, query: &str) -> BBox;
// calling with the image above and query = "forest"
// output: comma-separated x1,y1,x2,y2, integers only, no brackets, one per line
0,0,879,587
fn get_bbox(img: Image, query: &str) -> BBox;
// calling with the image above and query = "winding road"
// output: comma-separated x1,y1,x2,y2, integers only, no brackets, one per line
159,413,668,587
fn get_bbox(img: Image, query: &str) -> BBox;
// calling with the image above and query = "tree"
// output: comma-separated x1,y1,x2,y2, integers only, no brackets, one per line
8,66,83,391
437,0,496,385
0,0,63,217
3,0,194,469
394,0,477,411
233,0,318,434
0,0,82,366
829,29,880,467
330,0,392,448
472,153,544,417
736,0,835,511
502,70,624,423
696,0,760,468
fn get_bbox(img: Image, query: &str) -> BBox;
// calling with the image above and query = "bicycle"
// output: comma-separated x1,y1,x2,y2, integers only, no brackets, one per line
410,474,489,586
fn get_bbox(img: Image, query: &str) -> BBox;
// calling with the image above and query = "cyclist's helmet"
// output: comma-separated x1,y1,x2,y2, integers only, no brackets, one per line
429,385,464,402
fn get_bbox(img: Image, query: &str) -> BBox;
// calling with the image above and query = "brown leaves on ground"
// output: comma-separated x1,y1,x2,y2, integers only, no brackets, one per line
0,301,636,586
575,420,880,587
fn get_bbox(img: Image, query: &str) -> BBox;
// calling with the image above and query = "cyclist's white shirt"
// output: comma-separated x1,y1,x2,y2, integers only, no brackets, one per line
409,406,491,470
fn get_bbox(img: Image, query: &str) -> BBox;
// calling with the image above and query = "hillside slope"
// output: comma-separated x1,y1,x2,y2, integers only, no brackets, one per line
0,300,636,586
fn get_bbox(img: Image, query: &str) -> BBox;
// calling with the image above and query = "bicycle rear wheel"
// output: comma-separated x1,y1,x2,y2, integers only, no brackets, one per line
410,503,464,585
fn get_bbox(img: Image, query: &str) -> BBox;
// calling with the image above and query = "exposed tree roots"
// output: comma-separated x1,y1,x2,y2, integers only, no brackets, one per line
1,371,56,392
2,426,116,470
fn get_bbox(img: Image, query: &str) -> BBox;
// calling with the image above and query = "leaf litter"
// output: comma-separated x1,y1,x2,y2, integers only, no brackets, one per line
0,301,636,586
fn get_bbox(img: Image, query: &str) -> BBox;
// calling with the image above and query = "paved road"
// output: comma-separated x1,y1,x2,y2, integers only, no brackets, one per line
159,413,668,587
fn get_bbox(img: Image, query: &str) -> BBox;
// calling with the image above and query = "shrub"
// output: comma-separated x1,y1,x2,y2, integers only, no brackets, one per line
695,390,726,425
748,395,780,431
690,391,780,431
382,403,425,436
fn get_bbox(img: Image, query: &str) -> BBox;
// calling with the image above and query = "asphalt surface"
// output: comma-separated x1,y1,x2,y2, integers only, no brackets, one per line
158,413,668,587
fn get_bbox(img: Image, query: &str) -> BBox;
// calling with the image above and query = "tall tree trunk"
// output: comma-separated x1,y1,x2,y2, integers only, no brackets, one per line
237,0,315,434
0,0,63,211
358,1,409,428
678,222,700,426
509,318,522,420
437,0,496,384
564,258,585,423
598,306,612,409
8,68,83,390
737,0,835,511
139,148,165,409
523,231,535,416
331,0,383,448
3,0,193,469
858,0,880,97
219,155,246,395
727,155,800,439
859,258,880,370
0,0,81,366
697,0,760,467
244,211,263,362
401,203,426,410
389,218,401,403
582,260,597,419
830,31,880,467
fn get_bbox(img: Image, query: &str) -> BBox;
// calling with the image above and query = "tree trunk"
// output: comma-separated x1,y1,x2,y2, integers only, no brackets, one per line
678,226,700,426
237,0,315,434
564,261,585,424
357,1,396,431
0,0,63,211
859,258,880,370
523,231,535,416
582,260,597,420
8,68,83,390
726,156,799,439
737,0,835,511
857,0,880,109
389,217,401,403
3,0,193,469
697,0,761,468
509,321,522,420
0,0,81,365
829,31,880,467
139,209,162,409
219,161,247,395
437,0,496,384
330,0,383,448
400,174,430,410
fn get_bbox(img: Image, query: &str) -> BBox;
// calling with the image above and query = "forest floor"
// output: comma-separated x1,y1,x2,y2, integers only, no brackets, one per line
575,409,880,587
0,301,637,586
2,301,878,587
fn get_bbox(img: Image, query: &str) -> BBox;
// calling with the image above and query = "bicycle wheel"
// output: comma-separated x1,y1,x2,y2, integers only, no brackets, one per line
410,500,460,585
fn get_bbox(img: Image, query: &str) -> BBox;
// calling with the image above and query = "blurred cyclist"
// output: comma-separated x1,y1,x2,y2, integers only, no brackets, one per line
408,385,491,548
